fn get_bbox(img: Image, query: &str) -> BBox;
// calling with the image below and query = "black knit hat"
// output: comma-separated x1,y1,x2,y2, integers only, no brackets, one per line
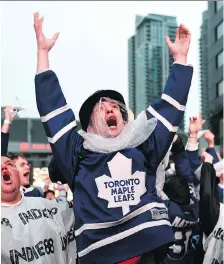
79,90,128,132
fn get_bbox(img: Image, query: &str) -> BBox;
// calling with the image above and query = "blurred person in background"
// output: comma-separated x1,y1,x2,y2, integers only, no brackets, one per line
44,189,55,200
162,135,199,264
199,151,224,264
1,155,77,264
8,153,44,198
185,115,224,203
1,106,43,198
43,182,68,202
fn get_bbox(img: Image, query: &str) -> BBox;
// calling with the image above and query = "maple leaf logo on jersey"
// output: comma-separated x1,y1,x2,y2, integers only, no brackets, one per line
95,153,146,215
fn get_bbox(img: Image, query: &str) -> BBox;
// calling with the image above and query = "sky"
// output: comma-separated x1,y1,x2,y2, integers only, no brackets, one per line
0,1,207,130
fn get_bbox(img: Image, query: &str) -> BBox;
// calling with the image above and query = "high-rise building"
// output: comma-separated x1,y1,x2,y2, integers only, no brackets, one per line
199,1,223,147
128,14,185,131
199,10,210,128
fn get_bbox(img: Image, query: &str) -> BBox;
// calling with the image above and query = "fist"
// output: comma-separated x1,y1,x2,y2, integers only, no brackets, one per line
203,130,215,144
189,113,205,134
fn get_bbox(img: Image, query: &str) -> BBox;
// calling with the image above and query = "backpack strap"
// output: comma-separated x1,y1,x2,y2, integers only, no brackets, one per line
71,147,89,191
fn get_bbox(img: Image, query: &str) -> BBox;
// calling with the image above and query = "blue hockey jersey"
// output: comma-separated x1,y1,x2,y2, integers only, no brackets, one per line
22,186,44,198
35,63,193,264
163,141,199,264
163,200,199,264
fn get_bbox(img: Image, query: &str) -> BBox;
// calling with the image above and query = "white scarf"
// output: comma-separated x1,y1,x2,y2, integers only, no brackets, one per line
79,111,157,153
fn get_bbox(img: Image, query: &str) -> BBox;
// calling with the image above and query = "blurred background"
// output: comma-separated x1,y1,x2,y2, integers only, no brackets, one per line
0,1,223,187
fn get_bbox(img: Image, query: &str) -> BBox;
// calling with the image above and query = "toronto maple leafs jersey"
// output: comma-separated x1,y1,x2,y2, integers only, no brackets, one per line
35,63,193,264
163,200,199,264
163,146,199,264
22,186,44,198
1,194,76,264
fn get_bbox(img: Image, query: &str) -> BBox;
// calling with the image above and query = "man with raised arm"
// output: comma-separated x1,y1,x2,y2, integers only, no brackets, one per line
34,12,193,264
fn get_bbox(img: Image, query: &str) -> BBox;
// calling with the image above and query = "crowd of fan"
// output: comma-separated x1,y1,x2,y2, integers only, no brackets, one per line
1,13,224,264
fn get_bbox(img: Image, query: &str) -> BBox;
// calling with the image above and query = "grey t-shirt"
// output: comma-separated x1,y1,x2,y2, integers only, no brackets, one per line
1,193,76,264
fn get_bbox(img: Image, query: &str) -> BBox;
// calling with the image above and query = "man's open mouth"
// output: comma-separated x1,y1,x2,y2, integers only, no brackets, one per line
106,116,117,128
3,174,12,184
24,172,30,178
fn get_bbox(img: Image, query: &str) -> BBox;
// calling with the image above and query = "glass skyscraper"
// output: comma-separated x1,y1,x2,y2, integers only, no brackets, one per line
128,14,181,127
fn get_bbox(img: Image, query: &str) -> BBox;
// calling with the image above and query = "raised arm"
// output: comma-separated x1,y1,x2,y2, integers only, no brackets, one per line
145,24,193,167
171,136,194,185
34,13,83,188
185,113,205,173
1,106,15,156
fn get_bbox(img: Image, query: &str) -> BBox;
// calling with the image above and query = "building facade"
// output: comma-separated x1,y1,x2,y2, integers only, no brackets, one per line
128,13,185,131
199,1,223,147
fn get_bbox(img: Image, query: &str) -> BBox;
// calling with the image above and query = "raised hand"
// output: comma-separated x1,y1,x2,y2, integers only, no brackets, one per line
189,112,205,135
33,12,59,52
165,24,191,63
4,106,15,123
203,130,215,148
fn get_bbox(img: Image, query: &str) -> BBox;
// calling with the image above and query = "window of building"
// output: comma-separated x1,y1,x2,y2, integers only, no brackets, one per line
215,21,223,40
215,1,223,12
217,79,223,96
216,50,223,68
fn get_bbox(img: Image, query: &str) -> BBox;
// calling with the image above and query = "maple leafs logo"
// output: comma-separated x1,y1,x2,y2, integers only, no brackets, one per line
95,153,146,215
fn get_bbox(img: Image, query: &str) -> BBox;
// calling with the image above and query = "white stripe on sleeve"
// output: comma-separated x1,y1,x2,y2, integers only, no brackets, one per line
147,106,178,133
47,121,76,144
41,104,70,122
161,94,185,111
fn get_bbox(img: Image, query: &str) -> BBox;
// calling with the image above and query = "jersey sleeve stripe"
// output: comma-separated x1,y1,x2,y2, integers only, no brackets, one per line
75,202,167,236
78,219,171,257
147,106,178,132
161,94,185,111
47,120,76,144
41,104,70,122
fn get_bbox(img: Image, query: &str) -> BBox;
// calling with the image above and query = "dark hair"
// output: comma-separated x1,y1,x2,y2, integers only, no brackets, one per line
7,152,25,161
44,190,55,198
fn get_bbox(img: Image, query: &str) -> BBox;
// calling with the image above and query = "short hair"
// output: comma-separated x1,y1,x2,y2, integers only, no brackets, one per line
7,152,25,161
